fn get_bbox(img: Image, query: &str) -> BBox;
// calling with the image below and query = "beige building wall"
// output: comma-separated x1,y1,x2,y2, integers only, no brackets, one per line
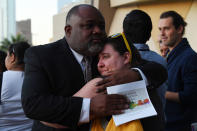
98,0,196,54
97,0,116,34
108,6,138,36
16,19,32,44
53,12,66,42
185,0,197,51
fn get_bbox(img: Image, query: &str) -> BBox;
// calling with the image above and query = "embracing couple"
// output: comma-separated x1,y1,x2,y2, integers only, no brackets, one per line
21,4,167,131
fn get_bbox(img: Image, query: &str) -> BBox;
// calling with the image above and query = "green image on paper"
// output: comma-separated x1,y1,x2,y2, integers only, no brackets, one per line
129,99,150,109
129,101,137,109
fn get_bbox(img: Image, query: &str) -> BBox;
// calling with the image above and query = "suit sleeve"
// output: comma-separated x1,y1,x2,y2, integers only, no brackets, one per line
137,60,168,89
179,54,197,106
0,72,3,103
21,47,83,129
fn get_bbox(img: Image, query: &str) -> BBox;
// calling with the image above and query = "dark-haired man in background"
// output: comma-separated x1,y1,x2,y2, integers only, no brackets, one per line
158,10,197,131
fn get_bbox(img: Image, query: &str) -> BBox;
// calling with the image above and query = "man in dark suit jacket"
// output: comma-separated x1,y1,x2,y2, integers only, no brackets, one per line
21,4,167,131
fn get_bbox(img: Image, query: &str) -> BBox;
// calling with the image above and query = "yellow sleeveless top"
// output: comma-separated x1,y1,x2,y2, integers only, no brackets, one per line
91,118,143,131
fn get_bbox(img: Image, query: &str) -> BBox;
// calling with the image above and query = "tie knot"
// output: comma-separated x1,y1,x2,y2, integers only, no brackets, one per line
84,56,91,62
82,56,92,82
82,56,91,66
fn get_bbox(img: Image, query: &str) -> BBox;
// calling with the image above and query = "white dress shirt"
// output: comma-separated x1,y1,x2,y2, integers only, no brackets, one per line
70,48,90,123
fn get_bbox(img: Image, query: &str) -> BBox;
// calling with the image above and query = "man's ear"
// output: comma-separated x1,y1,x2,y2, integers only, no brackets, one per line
177,25,183,35
64,25,72,37
10,53,16,63
123,52,131,64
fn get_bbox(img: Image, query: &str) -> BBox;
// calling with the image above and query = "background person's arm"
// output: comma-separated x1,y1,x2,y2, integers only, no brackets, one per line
165,91,180,103
168,55,197,105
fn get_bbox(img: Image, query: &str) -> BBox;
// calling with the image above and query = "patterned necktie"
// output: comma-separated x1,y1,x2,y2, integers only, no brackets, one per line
82,56,92,83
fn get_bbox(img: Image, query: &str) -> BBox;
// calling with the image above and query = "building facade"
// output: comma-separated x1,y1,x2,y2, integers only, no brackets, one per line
0,0,16,43
57,0,71,13
16,19,32,44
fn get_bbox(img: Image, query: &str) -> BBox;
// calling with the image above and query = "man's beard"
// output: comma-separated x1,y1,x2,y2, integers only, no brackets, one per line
164,38,177,48
87,42,104,56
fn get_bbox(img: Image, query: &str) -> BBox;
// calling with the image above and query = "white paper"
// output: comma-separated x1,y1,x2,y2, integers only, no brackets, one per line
107,80,157,126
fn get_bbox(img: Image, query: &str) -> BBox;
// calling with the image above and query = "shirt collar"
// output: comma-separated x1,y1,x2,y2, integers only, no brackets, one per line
134,43,150,51
69,47,83,64
167,38,189,62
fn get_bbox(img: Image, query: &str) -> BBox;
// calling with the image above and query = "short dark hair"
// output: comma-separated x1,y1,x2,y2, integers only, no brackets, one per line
66,4,100,25
123,9,152,43
0,50,7,72
8,41,30,65
106,34,142,67
160,10,187,35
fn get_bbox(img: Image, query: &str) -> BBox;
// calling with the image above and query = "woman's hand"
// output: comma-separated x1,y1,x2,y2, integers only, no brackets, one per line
40,121,68,129
74,77,105,98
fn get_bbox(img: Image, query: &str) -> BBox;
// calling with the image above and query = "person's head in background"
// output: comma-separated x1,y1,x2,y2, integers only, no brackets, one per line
158,10,187,51
5,42,30,71
123,9,152,44
159,39,169,58
97,33,142,76
0,50,7,72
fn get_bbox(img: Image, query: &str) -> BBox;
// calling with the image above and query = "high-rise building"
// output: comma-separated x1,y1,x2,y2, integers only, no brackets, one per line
57,0,84,13
0,0,16,43
57,0,71,13
16,19,32,44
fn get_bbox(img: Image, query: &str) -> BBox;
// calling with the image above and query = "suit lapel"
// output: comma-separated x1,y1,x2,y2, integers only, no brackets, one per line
58,37,99,78
55,38,86,92
56,37,99,84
